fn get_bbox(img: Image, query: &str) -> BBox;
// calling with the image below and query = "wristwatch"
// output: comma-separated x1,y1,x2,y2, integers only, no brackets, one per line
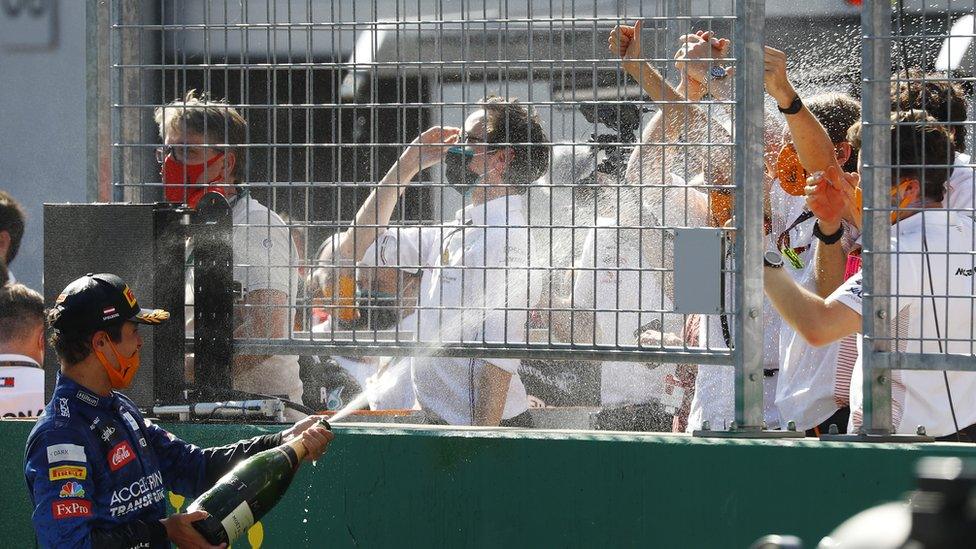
763,250,784,269
709,65,729,80
777,94,803,115
813,220,844,245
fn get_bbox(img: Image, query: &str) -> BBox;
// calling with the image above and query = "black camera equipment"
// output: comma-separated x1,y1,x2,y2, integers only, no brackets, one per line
577,103,648,184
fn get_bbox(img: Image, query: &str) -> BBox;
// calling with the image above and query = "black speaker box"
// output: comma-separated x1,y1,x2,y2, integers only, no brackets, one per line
43,203,185,408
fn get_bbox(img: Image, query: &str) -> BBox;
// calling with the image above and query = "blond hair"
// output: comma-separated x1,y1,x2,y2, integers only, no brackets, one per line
153,90,248,182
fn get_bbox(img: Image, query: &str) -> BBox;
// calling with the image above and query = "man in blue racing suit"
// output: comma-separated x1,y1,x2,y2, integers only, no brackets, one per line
24,273,334,548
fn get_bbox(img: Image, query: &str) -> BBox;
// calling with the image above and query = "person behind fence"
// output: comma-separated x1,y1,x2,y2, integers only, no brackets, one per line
24,273,333,547
764,110,976,441
545,140,684,429
0,283,45,418
0,189,27,285
305,231,421,412
757,50,865,437
154,90,304,414
613,24,816,432
891,71,974,218
608,23,735,431
317,96,549,426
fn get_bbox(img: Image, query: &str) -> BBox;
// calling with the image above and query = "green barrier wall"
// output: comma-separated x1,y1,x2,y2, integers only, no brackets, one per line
3,420,975,548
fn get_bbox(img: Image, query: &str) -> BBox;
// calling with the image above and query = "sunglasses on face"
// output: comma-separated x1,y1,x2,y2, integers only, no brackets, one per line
154,145,219,164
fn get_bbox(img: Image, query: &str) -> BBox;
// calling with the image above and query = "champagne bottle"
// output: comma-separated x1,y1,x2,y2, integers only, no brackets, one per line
187,420,329,544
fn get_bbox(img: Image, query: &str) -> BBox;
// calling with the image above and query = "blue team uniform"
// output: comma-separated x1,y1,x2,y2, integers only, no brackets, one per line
24,375,283,548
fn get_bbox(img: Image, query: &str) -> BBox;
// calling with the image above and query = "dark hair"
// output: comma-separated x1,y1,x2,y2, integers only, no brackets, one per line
891,72,968,153
806,92,861,173
0,283,44,346
848,110,954,202
480,95,550,190
0,190,26,264
154,89,249,182
47,317,124,366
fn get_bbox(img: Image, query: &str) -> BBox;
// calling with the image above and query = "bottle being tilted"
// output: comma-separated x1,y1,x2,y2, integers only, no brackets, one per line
188,419,329,544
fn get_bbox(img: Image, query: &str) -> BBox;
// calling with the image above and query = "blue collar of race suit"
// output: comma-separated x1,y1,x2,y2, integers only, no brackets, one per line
54,372,117,410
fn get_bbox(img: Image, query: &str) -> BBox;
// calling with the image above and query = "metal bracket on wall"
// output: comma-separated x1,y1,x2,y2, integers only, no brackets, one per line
693,423,807,439
192,192,234,398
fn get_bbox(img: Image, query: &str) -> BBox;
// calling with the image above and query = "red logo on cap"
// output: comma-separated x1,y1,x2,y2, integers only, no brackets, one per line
52,499,92,519
108,441,134,471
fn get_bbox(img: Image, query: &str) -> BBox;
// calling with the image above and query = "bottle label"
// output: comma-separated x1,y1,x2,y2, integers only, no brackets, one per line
278,445,299,469
220,500,255,541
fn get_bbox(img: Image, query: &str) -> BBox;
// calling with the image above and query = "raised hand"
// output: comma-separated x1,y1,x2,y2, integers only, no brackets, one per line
763,46,798,108
609,19,644,76
805,165,861,232
674,30,731,87
395,126,462,180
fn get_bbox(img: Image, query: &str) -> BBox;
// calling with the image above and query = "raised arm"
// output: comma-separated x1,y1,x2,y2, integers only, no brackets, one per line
336,127,460,264
310,127,459,297
805,167,862,297
764,46,838,174
612,27,732,186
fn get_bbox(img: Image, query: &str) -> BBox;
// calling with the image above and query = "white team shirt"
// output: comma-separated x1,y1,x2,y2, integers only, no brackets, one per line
946,152,974,218
828,211,976,437
186,194,303,405
774,201,853,431
571,219,682,407
0,354,44,419
410,194,540,425
775,156,974,431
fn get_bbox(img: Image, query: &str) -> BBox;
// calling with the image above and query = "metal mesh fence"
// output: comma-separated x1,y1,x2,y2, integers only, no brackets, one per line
92,0,976,434
857,0,976,437
100,0,762,426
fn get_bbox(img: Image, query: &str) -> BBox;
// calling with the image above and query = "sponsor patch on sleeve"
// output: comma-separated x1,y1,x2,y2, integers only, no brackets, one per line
1,377,14,388
52,499,92,519
49,465,88,481
47,443,86,464
59,481,86,498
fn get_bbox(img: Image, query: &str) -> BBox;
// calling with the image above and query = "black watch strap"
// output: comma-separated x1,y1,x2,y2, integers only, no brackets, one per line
777,95,803,115
813,220,844,245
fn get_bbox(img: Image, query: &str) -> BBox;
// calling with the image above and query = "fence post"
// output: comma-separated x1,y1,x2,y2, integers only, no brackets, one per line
860,1,894,435
86,0,112,203
733,0,766,430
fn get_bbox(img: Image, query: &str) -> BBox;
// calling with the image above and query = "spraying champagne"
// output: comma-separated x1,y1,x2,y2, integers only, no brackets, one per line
187,418,331,544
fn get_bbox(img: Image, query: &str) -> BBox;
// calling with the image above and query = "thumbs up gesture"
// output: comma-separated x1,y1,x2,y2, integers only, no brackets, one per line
609,19,645,78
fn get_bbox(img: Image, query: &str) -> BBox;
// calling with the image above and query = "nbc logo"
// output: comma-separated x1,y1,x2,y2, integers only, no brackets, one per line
59,481,85,498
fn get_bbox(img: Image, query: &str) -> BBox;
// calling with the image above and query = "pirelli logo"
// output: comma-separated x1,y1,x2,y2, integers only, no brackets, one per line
49,465,87,481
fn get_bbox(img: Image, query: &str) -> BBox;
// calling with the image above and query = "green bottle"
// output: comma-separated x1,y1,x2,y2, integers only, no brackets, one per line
187,420,329,544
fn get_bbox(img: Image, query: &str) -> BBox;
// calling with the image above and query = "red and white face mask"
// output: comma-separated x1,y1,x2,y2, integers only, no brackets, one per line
160,152,228,209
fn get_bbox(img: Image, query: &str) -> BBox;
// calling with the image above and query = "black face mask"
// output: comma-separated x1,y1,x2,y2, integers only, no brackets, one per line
444,148,479,191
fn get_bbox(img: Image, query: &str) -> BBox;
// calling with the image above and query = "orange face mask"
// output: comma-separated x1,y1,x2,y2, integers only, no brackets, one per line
775,144,807,196
93,337,140,389
708,189,735,227
889,181,914,224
